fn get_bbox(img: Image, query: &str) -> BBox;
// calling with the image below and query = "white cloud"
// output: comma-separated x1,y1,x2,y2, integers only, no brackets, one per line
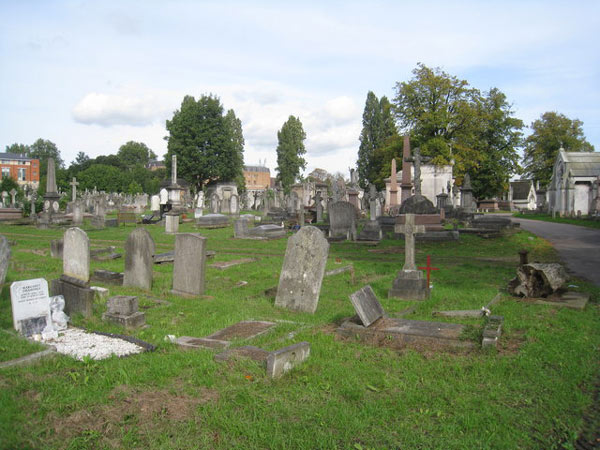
72,92,171,127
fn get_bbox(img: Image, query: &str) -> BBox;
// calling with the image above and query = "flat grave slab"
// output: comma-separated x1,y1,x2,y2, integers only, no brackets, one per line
175,336,230,350
91,269,124,285
207,320,275,341
210,258,256,270
337,317,474,351
154,250,216,264
527,291,590,310
214,345,270,363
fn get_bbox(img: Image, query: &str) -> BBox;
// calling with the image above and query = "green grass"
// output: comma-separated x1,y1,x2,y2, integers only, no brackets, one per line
0,216,598,449
514,212,600,229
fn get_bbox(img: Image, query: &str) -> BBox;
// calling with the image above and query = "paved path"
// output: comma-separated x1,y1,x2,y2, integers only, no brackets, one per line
510,217,600,286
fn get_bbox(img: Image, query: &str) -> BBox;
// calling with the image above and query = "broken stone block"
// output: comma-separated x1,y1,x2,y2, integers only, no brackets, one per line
91,269,124,285
508,263,568,297
266,342,310,378
106,295,138,316
90,286,109,301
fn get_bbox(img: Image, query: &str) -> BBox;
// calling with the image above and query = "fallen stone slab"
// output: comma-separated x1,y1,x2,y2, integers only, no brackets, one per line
532,291,590,310
91,269,124,285
206,320,275,341
267,342,310,378
214,345,270,363
349,285,385,328
324,265,355,281
210,258,256,270
175,336,230,350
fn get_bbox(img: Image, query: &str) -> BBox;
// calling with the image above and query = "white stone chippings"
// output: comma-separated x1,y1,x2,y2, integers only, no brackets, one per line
43,328,144,361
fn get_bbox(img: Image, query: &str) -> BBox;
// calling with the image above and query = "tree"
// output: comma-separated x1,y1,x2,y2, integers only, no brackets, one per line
357,92,398,188
522,112,595,186
117,141,156,169
224,109,246,192
275,115,306,193
5,143,30,154
78,164,126,192
393,63,480,169
165,94,245,191
28,139,64,177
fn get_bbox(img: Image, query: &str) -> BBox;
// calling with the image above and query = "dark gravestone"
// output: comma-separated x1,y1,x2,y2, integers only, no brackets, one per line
349,285,385,327
172,233,207,297
275,226,329,314
398,194,437,214
123,228,155,290
50,239,63,259
91,269,124,285
328,201,357,240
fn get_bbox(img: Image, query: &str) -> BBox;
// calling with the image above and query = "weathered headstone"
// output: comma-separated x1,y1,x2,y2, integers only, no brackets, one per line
234,219,249,238
71,201,83,226
389,213,429,300
50,238,63,259
266,342,310,378
10,278,51,336
328,201,357,241
349,285,385,327
102,295,146,328
70,177,79,202
150,195,160,213
275,226,329,313
171,233,207,297
165,213,179,233
9,188,17,207
0,235,10,286
123,228,155,290
63,227,90,283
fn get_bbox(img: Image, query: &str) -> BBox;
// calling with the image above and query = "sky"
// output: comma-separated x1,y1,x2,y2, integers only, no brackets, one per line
1,0,599,178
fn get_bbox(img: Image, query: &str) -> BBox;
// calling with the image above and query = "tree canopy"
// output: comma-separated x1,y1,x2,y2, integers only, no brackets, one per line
275,115,307,194
357,91,397,189
522,112,595,186
165,94,245,191
117,141,156,169
392,63,523,198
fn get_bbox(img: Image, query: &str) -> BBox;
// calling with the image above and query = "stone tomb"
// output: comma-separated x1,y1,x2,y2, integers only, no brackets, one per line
123,228,155,290
50,227,95,317
171,233,207,297
275,226,329,314
10,278,52,336
337,286,475,351
176,320,276,350
102,295,146,328
234,219,286,240
196,213,229,229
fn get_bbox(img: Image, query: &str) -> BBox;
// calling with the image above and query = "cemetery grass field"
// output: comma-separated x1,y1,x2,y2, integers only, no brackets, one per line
513,212,600,229
1,218,599,449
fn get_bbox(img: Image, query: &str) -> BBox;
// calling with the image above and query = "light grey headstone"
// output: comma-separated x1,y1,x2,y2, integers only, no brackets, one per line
72,201,83,226
275,226,329,313
159,188,168,205
329,201,357,240
123,228,155,290
234,219,248,238
165,214,179,233
266,342,310,378
10,278,51,336
63,227,90,283
150,195,160,212
349,285,385,327
106,295,138,315
172,233,206,296
0,235,10,285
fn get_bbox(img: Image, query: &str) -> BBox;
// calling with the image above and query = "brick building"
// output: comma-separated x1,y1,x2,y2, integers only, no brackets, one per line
243,165,271,190
0,153,40,189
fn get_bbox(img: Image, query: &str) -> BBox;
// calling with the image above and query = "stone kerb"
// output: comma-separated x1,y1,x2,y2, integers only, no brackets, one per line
63,227,90,283
123,228,155,290
275,226,329,314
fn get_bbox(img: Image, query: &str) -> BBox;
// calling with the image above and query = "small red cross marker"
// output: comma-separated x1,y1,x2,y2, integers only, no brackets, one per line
418,255,439,285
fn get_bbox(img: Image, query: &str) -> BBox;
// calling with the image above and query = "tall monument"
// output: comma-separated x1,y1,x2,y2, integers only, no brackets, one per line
39,158,61,227
400,135,413,203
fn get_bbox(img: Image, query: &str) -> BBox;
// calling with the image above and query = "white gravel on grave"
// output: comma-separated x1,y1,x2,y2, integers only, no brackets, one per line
43,327,144,361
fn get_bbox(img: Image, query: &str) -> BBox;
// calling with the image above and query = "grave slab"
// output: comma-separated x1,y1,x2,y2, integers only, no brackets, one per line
0,235,10,285
91,269,124,285
267,342,310,378
214,345,270,363
175,336,231,350
532,291,590,310
433,310,485,318
102,311,146,328
206,320,276,341
172,233,206,297
210,258,256,270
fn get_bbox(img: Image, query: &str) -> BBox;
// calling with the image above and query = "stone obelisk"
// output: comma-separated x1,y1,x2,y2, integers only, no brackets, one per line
400,135,413,204
389,158,398,209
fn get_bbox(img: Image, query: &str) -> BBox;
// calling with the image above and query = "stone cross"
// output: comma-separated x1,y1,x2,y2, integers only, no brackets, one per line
314,191,323,222
396,213,425,271
406,147,430,196
1,191,7,207
70,177,79,202
9,189,17,207
30,193,36,216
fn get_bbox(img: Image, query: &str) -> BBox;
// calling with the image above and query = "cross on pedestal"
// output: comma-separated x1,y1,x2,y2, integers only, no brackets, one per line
70,177,79,202
418,255,439,285
396,213,425,271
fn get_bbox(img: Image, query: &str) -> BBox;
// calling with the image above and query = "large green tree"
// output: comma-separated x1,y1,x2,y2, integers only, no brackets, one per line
5,143,30,154
117,141,157,169
522,112,595,186
77,164,126,192
165,94,245,191
275,115,306,193
357,91,397,188
224,109,246,192
28,138,64,175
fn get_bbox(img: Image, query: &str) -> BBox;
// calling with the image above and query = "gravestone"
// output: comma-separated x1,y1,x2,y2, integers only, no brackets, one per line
123,228,155,290
0,235,10,286
150,195,160,213
10,278,51,336
102,295,146,328
314,191,323,222
210,193,220,214
171,233,207,297
63,227,89,283
275,226,329,314
165,213,179,233
50,238,63,259
349,285,385,327
9,188,17,207
71,201,83,226
196,213,229,228
230,194,239,215
328,201,357,240
70,177,79,202
389,213,429,300
267,342,310,378
234,219,248,238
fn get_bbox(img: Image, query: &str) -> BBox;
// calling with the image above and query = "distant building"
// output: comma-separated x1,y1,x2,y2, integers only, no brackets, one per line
147,159,166,171
0,153,40,189
547,149,600,215
385,163,454,206
509,180,537,211
243,165,271,190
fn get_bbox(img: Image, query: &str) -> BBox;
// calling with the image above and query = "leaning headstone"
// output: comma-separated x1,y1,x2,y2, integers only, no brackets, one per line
0,235,10,286
123,228,155,290
10,278,51,336
63,227,90,283
266,342,310,378
102,295,146,328
349,285,385,327
171,233,207,297
275,226,329,314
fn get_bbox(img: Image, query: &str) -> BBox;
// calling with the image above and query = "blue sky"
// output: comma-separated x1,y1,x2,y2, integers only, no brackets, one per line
1,1,598,177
